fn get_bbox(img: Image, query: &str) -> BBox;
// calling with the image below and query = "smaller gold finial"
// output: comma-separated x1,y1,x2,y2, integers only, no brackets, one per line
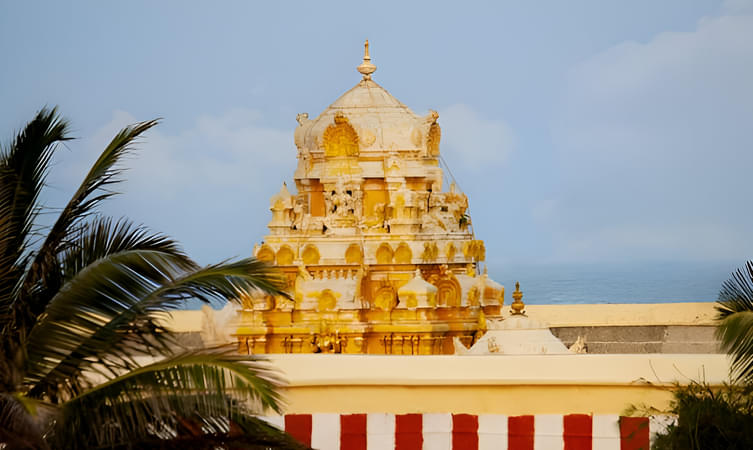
510,281,526,315
357,39,377,80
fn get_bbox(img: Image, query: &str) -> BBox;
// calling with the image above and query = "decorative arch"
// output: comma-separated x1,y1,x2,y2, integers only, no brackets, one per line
276,245,295,265
301,244,320,265
256,245,275,263
375,243,393,265
322,113,359,157
345,243,363,264
394,242,412,264
436,278,461,307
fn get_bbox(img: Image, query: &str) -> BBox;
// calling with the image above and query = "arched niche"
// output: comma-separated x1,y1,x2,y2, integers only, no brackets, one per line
257,244,275,263
345,243,363,264
375,243,393,265
436,278,461,307
394,242,412,264
322,113,359,157
301,244,320,265
276,245,295,265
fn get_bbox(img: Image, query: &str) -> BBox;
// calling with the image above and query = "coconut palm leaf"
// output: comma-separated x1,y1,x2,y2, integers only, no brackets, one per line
0,107,70,334
51,348,285,449
20,119,159,329
24,236,285,399
24,248,197,396
716,261,753,382
1,110,297,449
0,393,49,449
718,311,753,383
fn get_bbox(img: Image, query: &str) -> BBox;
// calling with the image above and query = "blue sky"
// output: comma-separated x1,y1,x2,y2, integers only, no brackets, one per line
2,1,752,268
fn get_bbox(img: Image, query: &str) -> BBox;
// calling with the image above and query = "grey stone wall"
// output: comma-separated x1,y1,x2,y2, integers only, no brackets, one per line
550,325,721,354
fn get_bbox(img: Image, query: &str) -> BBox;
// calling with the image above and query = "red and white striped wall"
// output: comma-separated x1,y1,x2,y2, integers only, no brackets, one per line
261,413,673,450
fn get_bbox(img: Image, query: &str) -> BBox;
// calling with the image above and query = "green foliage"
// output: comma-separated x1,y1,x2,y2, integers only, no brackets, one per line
652,382,753,450
0,108,306,449
716,260,753,383
648,261,753,449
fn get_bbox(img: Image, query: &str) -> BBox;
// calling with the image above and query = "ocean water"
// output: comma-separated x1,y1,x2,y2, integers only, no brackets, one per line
191,260,744,309
489,260,742,304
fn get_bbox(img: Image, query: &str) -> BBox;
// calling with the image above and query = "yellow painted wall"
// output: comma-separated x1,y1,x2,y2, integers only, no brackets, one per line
270,353,730,415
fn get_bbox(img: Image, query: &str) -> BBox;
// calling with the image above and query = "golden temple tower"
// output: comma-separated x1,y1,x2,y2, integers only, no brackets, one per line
236,41,505,355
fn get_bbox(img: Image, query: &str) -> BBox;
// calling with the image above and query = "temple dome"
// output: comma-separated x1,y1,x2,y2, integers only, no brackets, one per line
294,43,439,156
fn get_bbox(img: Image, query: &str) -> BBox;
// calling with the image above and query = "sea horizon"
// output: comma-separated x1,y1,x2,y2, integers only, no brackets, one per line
489,259,742,305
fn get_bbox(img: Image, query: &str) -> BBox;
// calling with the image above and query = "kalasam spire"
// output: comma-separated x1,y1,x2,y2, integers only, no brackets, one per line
357,39,377,80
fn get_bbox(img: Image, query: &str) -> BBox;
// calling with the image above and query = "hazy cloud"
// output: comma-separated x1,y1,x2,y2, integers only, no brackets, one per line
438,104,515,169
48,109,295,264
548,7,753,262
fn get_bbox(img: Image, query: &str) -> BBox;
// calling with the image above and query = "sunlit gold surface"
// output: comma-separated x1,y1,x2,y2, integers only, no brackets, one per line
237,43,506,354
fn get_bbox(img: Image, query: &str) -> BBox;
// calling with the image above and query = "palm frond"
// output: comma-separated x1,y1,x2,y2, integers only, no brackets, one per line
0,107,70,333
59,216,195,283
21,119,159,325
717,261,753,319
24,248,196,398
0,393,50,449
52,348,285,449
717,311,753,383
25,250,285,400
144,257,289,312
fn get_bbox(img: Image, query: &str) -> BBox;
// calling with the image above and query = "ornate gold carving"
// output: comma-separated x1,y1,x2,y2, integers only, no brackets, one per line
376,243,393,264
467,286,480,306
318,289,337,311
510,282,525,315
445,242,456,261
374,286,396,311
421,242,439,262
402,293,418,309
426,265,462,307
276,245,295,265
426,122,441,156
302,244,320,265
345,243,363,264
394,242,412,264
323,112,359,157
477,241,486,261
462,240,486,261
257,244,275,263
436,279,461,306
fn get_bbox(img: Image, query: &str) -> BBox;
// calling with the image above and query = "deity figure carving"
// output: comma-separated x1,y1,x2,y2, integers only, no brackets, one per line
391,182,416,220
291,196,306,231
353,189,364,220
445,183,469,231
294,113,313,171
424,110,441,157
324,179,357,219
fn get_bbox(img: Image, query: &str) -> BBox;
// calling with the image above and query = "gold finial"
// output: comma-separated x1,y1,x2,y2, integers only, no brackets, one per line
357,39,377,80
510,281,526,315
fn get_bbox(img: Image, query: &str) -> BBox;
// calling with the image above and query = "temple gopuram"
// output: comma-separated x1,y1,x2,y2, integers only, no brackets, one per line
236,41,508,355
